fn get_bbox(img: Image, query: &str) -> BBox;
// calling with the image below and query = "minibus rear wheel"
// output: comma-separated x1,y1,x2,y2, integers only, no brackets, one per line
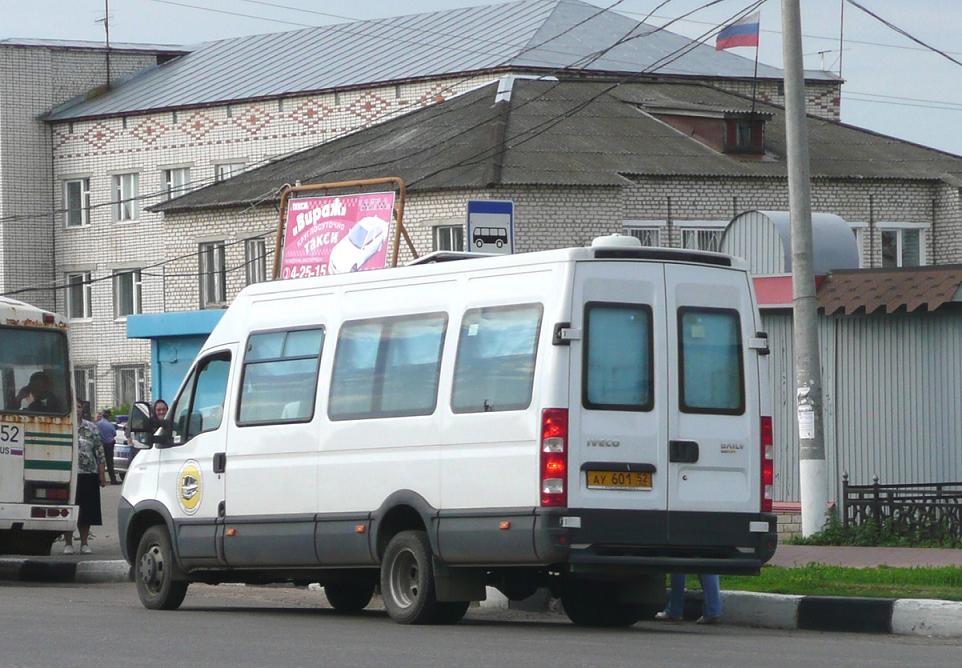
324,579,376,612
135,525,188,610
381,530,448,624
561,581,643,628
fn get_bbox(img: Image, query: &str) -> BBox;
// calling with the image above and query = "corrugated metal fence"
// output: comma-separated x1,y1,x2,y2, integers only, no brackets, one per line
763,307,962,503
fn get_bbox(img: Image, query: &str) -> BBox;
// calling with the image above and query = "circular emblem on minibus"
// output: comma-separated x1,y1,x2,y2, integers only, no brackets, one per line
177,460,203,515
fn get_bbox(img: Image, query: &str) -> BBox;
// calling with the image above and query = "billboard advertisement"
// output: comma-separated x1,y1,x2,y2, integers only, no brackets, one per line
280,191,395,279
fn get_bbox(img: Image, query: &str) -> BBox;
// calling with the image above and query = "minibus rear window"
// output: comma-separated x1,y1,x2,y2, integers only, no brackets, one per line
583,303,653,411
451,303,542,414
678,308,745,415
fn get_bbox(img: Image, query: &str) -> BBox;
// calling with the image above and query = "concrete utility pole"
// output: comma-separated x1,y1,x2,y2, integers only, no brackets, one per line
781,0,828,536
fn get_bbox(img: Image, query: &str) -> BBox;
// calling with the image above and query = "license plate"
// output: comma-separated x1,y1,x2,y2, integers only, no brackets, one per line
586,470,652,490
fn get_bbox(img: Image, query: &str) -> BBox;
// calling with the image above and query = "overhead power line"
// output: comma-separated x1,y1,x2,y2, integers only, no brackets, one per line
844,0,962,69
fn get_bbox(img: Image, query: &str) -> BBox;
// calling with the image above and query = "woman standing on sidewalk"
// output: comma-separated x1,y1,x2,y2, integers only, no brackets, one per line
64,401,107,554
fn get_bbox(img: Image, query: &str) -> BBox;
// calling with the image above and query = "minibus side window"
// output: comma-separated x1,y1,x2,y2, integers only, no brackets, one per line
451,303,542,414
677,307,745,415
237,327,324,425
170,353,232,445
583,302,653,411
329,313,447,420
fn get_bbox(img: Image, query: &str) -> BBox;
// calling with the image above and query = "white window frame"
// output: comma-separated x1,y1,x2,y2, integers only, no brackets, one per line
114,365,146,407
215,162,246,182
879,223,927,268
65,272,92,320
432,224,464,252
163,167,191,200
112,172,139,222
623,224,662,247
244,238,267,285
63,177,91,228
199,241,227,308
112,269,143,319
74,366,97,410
681,227,725,253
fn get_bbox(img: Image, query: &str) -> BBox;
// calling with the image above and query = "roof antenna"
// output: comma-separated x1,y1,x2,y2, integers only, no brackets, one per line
95,0,112,88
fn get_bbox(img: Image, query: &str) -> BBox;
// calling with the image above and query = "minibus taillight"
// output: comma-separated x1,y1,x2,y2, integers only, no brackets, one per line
541,408,568,508
761,416,774,513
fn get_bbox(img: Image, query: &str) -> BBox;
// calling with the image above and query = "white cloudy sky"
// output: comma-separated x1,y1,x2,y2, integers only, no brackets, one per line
4,0,961,155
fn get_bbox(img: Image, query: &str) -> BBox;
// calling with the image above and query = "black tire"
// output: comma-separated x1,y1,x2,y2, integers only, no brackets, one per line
433,601,470,625
562,582,643,628
2,530,58,556
380,530,448,624
135,525,188,611
324,580,375,613
495,239,504,248
474,239,483,248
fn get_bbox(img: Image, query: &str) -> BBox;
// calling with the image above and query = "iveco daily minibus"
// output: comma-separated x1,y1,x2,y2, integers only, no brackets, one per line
121,235,776,626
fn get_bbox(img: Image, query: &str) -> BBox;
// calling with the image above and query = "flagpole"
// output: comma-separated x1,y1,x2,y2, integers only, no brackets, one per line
750,41,760,115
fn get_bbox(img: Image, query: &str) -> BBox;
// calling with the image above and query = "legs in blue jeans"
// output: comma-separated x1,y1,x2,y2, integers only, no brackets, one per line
665,573,721,619
699,574,721,619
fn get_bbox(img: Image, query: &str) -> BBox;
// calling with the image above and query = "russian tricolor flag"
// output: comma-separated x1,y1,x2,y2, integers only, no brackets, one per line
716,11,760,50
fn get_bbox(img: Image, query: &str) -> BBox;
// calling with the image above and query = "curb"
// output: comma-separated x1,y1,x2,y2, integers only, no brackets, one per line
482,586,962,637
0,558,131,584
4,566,961,637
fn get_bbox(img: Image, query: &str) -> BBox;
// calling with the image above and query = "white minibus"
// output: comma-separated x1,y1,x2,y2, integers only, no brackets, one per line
122,235,776,626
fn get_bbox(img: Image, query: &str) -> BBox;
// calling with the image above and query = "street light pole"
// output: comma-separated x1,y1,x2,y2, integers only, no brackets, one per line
781,0,828,535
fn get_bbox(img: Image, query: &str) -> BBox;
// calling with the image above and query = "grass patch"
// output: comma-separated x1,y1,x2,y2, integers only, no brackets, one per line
717,564,962,601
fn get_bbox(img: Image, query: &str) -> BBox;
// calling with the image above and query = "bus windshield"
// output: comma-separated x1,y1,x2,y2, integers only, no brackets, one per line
0,327,70,416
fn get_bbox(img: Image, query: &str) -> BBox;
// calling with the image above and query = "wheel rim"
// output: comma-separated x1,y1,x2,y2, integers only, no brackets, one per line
388,548,419,609
140,543,166,596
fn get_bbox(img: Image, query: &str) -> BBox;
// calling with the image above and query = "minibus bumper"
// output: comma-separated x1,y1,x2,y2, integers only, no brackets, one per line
534,508,778,576
0,502,77,532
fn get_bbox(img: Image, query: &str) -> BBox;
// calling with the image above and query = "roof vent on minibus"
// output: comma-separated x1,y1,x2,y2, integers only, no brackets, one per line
590,234,642,249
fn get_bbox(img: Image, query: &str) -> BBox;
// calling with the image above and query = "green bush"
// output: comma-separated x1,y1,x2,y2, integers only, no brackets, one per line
789,508,962,548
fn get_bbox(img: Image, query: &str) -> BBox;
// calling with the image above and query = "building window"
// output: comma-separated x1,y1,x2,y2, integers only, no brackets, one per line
65,272,92,320
74,367,96,410
625,227,660,247
64,178,91,228
432,225,463,252
114,365,146,408
112,172,139,222
163,167,191,200
199,241,226,308
244,238,268,285
215,163,245,182
881,228,924,268
682,228,723,252
113,270,143,318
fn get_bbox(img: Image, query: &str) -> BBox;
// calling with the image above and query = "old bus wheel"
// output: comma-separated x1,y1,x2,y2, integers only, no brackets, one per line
324,579,375,613
135,525,188,610
381,530,445,624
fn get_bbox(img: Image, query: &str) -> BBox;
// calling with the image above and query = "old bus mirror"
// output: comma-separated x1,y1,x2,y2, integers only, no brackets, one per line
128,402,153,433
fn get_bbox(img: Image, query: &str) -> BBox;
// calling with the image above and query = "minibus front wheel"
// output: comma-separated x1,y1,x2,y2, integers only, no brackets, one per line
135,525,188,610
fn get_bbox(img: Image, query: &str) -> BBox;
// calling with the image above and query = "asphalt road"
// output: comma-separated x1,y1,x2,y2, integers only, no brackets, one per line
1,581,958,668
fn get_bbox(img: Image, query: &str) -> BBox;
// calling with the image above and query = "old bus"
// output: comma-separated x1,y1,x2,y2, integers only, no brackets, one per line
0,297,77,555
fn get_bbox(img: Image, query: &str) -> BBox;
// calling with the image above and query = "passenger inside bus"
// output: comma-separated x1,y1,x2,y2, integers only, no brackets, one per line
16,371,65,414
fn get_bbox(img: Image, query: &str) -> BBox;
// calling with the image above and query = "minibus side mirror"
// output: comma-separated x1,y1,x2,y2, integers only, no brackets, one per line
128,402,153,433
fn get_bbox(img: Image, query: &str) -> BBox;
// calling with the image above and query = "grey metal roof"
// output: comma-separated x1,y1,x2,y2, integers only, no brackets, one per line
47,0,833,122
152,78,962,214
0,37,186,53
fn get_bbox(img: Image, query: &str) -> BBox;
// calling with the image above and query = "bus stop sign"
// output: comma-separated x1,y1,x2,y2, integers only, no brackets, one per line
467,200,514,254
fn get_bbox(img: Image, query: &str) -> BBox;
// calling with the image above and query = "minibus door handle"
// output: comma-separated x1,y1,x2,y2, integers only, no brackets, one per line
669,440,699,463
213,452,226,474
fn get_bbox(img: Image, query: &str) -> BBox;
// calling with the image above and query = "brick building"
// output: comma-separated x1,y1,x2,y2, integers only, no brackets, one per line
1,0,853,410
